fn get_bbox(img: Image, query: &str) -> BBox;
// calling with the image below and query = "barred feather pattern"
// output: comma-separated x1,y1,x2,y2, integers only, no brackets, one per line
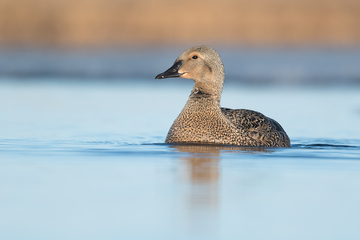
221,108,290,147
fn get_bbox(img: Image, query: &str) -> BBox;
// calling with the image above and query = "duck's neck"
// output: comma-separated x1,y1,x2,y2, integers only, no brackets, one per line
186,86,222,113
190,72,224,104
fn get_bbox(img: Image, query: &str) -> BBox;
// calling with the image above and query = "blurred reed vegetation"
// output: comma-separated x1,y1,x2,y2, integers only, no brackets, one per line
0,0,359,47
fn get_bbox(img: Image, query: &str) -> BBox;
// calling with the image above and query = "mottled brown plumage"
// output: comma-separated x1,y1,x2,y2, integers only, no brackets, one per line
155,45,290,147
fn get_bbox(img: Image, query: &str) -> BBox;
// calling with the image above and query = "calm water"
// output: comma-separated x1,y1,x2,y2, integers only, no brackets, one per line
1,48,360,239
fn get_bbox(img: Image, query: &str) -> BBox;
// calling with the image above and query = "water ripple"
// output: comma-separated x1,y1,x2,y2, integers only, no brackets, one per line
1,138,359,160
293,143,360,150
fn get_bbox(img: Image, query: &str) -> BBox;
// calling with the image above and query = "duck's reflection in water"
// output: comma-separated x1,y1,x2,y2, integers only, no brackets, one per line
172,144,271,183
170,144,271,233
171,145,221,233
175,145,221,184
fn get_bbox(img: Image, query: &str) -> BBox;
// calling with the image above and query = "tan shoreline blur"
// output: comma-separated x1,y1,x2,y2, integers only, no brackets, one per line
0,0,359,47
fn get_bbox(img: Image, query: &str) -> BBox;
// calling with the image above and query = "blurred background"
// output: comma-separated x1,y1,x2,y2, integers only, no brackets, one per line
1,0,360,47
0,0,359,84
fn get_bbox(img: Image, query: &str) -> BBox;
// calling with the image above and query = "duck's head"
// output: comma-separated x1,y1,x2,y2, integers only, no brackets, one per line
155,46,225,91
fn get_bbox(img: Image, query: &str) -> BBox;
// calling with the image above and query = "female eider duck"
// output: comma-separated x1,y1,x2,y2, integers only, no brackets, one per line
155,45,290,147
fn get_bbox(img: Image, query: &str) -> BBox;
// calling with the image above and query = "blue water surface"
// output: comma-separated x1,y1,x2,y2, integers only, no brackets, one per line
1,51,360,240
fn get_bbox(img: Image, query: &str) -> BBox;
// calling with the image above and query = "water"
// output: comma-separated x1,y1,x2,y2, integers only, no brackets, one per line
1,48,360,239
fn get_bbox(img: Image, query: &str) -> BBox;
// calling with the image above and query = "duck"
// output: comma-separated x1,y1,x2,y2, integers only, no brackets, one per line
155,45,290,147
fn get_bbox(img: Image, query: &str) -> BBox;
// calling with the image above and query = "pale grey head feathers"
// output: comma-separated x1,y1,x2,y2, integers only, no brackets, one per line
155,45,225,99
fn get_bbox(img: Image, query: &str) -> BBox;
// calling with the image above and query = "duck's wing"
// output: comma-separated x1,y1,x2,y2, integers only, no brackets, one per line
221,108,290,147
221,108,282,132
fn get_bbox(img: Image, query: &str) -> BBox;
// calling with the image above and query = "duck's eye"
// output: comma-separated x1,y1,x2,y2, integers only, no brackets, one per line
192,55,198,59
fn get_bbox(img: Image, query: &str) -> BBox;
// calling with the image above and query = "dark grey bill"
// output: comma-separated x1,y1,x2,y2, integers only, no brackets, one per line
155,60,184,79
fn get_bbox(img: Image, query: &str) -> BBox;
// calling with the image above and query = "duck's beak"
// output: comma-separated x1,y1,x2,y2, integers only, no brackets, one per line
155,60,184,79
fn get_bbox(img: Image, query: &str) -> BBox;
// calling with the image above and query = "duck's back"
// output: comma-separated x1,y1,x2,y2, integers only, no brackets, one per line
221,108,291,147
